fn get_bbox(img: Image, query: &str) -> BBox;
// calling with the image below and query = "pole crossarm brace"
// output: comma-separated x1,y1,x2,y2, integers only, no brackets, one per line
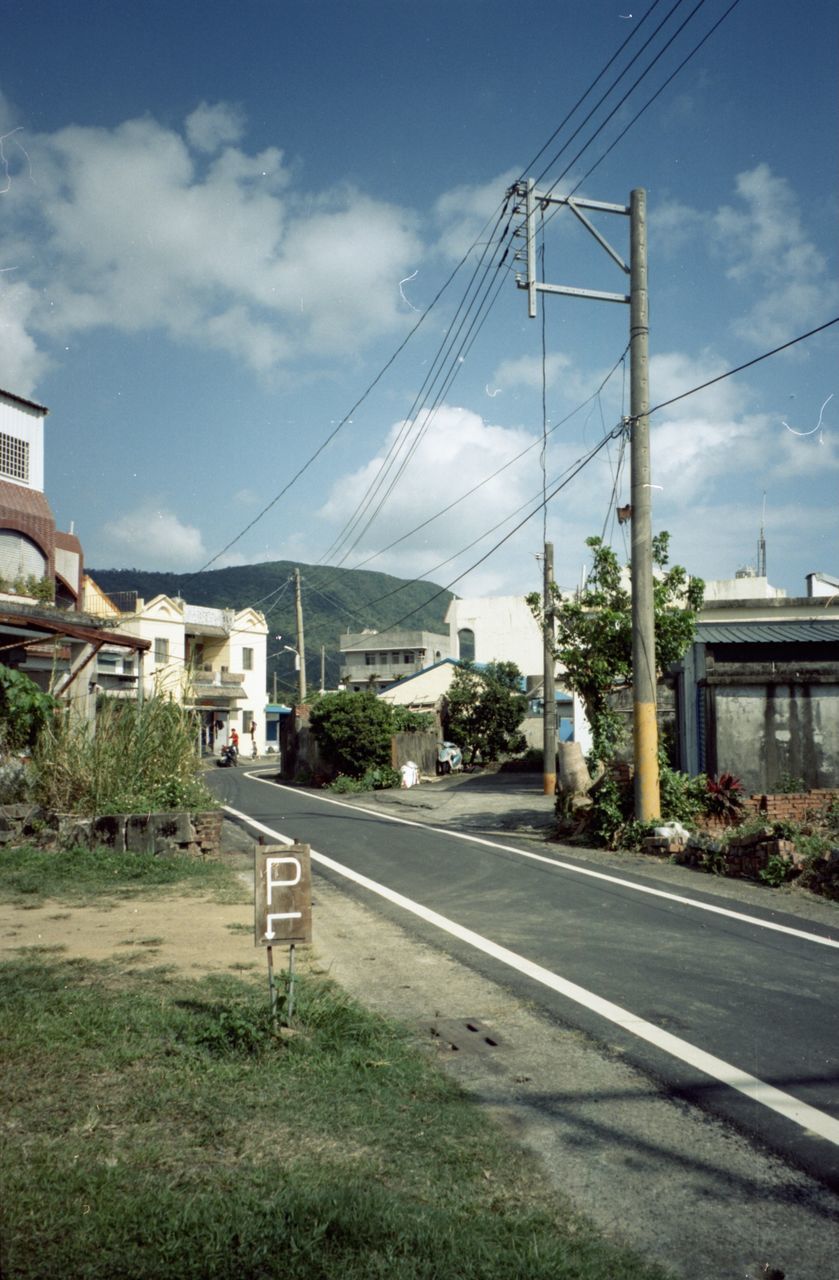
513,180,631,317
511,177,661,821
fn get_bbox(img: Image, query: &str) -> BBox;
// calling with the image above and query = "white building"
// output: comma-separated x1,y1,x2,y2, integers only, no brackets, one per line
340,628,450,693
444,594,591,753
85,583,269,754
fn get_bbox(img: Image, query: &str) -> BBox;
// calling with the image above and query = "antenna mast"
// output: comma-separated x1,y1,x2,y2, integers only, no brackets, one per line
757,493,767,578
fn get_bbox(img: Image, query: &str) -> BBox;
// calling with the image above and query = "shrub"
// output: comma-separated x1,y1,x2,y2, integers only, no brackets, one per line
704,772,744,819
0,665,55,753
309,691,394,778
328,765,400,794
31,695,216,816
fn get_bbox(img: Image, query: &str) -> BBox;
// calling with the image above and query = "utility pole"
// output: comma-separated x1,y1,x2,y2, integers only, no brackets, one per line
294,567,307,704
628,188,660,819
320,644,326,694
542,542,557,796
514,180,660,819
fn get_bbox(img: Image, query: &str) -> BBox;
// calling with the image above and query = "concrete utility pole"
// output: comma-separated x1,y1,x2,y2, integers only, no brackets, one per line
628,189,660,819
514,180,660,819
542,542,557,796
294,567,307,704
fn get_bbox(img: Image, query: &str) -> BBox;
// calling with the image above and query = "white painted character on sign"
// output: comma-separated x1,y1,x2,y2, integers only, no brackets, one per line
263,854,302,940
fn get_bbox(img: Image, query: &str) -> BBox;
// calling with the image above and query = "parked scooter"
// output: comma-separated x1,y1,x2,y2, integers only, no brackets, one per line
435,741,463,775
216,743,238,768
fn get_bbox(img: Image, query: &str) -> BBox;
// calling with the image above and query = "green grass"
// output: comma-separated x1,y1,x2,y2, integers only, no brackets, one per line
0,844,247,906
0,955,671,1280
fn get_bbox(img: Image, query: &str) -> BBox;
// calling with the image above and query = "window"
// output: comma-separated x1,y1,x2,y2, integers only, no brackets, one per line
404,652,413,664
365,652,377,666
0,433,29,483
154,637,169,665
458,628,475,662
242,647,253,671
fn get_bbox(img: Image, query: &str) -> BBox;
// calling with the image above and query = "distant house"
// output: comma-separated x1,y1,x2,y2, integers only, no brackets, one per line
377,657,460,723
85,584,268,754
339,628,450,693
445,594,591,753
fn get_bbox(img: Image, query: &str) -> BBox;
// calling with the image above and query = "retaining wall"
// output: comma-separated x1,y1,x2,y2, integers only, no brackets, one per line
0,805,223,858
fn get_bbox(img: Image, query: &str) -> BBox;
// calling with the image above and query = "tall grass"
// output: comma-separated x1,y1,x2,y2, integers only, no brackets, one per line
31,696,216,816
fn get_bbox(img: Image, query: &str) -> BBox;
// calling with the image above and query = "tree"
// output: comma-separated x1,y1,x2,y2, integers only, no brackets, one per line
528,533,703,762
445,661,527,765
309,691,395,777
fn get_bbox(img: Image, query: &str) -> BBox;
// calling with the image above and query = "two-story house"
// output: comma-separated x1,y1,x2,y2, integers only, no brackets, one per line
340,628,451,693
85,583,269,754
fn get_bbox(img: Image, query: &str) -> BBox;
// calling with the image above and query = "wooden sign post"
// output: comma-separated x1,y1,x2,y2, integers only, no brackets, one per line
254,843,312,1024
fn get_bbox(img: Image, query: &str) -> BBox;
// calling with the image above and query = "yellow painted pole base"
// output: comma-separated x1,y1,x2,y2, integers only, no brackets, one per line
634,700,660,821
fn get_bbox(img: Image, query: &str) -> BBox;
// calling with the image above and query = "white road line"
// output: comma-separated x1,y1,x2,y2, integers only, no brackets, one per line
240,773,839,950
225,802,839,1149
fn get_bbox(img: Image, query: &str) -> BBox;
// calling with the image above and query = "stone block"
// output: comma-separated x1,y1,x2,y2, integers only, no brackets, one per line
58,816,93,849
92,814,126,852
125,814,153,854
150,812,192,844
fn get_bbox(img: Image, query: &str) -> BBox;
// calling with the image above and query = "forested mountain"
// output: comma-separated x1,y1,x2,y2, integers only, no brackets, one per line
89,562,455,699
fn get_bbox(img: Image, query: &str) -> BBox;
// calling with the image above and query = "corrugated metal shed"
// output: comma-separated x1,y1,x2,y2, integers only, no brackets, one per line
696,620,839,644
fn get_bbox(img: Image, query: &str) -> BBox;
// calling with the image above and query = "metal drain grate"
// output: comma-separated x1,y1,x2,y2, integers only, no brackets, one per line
428,1018,503,1055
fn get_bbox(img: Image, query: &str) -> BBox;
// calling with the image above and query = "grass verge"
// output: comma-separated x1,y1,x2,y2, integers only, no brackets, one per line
0,952,670,1280
0,843,247,906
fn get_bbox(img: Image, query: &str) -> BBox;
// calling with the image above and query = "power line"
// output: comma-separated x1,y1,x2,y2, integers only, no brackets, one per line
644,317,839,418
184,0,742,584
344,315,839,626
359,425,623,638
315,344,630,601
533,0,692,189
320,205,516,566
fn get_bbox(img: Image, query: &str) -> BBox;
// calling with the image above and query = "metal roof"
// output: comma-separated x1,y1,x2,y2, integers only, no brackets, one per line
696,620,839,644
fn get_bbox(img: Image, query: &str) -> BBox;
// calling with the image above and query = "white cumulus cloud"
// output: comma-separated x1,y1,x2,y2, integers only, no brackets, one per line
318,404,542,585
0,103,423,383
98,505,207,569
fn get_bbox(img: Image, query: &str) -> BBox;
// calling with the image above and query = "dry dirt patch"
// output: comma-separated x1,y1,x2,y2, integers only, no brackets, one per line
0,895,258,977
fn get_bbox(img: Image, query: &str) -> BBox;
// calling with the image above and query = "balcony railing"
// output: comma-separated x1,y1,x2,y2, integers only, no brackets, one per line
191,669,245,687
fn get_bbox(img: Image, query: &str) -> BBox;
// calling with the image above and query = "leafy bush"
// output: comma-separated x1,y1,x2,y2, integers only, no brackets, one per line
328,766,401,794
704,772,744,819
390,706,433,733
773,772,807,794
309,691,394,778
31,695,215,816
0,665,55,752
588,754,706,848
659,759,707,825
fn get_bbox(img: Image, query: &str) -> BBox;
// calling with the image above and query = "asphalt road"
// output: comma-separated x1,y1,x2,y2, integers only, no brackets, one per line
209,766,839,1192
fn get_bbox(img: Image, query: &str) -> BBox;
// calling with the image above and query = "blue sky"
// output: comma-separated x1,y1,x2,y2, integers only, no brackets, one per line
1,0,837,609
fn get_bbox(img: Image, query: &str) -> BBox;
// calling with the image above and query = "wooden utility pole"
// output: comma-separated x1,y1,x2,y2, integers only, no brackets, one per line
542,542,557,796
294,568,307,704
514,180,660,819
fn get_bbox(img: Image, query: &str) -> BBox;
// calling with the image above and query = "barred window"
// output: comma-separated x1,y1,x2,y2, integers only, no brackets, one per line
0,433,29,483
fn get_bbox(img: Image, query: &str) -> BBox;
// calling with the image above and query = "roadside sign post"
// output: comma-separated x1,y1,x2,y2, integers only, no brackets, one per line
254,843,312,1025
